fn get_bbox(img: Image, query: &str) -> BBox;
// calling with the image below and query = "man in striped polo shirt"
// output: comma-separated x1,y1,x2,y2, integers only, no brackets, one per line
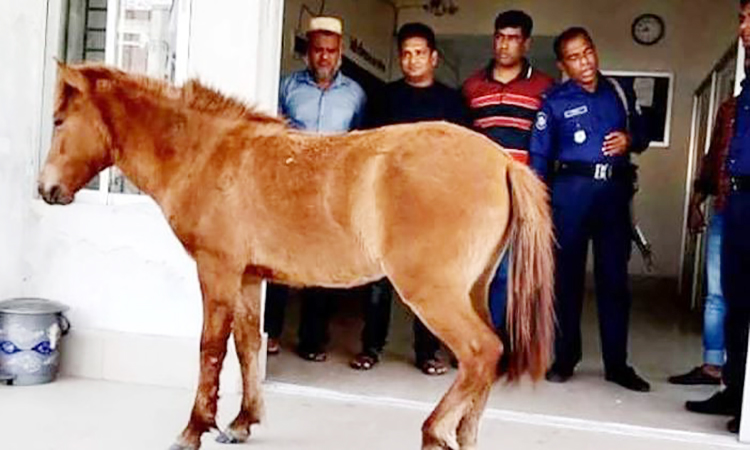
462,10,554,164
462,10,554,334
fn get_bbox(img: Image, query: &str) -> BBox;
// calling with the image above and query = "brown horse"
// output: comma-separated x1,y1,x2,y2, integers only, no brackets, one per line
38,62,554,450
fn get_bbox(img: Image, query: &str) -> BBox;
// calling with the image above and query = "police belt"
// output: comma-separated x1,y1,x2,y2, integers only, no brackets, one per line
554,161,635,181
729,175,750,192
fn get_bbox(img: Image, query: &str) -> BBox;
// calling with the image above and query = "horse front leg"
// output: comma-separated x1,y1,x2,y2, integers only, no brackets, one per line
171,257,241,450
216,275,264,444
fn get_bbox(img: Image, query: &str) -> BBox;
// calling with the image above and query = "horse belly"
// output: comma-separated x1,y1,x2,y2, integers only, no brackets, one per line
258,227,384,289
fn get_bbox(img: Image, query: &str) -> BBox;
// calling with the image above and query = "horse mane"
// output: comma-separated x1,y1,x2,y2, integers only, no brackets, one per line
73,63,285,125
181,80,284,124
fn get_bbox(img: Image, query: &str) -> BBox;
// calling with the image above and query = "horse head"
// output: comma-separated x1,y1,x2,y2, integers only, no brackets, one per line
38,62,115,205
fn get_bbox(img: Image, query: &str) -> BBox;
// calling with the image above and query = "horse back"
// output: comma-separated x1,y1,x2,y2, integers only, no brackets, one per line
164,120,514,288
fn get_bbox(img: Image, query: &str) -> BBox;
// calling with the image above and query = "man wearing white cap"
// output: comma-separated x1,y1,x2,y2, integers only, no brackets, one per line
266,16,367,362
278,16,366,132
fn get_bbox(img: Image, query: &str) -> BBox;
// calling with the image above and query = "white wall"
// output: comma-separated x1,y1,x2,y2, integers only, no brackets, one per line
187,0,284,112
25,200,203,336
0,1,51,300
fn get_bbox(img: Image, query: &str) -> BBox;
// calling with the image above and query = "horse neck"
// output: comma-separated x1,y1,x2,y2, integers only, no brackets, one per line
102,95,203,203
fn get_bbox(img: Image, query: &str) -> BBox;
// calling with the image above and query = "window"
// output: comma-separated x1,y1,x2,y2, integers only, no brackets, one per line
62,0,189,200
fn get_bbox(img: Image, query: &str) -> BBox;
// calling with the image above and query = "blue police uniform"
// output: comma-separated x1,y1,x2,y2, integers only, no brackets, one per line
529,75,649,379
721,77,750,409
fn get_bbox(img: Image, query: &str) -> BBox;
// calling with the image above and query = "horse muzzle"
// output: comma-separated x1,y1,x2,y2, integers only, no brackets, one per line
38,182,73,205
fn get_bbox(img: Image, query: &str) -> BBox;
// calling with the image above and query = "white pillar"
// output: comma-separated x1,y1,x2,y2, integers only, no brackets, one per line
0,0,60,299
187,0,284,113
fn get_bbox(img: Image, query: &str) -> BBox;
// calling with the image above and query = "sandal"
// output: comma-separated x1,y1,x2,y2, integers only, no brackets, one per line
418,357,448,376
350,352,380,370
297,349,327,362
267,337,280,355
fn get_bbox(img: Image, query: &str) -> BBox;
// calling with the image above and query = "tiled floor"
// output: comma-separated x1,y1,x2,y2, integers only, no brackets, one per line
0,377,745,450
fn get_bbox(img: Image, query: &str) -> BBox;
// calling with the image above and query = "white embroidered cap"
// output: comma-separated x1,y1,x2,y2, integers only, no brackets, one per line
308,17,343,36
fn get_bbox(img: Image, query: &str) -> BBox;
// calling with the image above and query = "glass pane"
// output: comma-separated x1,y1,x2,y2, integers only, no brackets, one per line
109,167,142,194
116,0,177,81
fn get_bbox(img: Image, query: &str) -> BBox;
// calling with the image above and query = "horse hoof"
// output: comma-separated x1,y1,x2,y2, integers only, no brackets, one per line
216,429,249,444
169,437,199,450
168,444,198,450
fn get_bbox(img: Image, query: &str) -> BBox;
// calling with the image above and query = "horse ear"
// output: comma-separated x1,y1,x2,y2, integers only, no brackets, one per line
57,63,91,97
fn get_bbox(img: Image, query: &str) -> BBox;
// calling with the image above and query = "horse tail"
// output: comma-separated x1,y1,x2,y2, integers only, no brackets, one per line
503,161,555,382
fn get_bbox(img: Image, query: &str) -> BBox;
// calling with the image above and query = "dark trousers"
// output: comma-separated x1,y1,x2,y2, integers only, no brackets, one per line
361,278,442,362
264,282,288,339
263,283,332,353
265,281,395,355
550,176,633,375
360,279,392,354
297,287,334,354
721,191,750,404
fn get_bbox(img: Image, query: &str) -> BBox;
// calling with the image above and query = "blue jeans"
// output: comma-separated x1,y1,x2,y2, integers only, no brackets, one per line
703,211,726,366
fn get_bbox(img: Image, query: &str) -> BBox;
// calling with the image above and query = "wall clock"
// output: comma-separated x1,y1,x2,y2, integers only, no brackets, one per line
632,13,665,46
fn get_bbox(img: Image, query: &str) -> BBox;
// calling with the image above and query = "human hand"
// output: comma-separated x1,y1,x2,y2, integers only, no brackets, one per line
602,131,630,156
688,202,706,234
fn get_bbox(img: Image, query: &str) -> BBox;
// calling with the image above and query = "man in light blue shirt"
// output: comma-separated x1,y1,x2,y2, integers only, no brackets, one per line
266,16,367,362
278,17,366,133
279,71,365,132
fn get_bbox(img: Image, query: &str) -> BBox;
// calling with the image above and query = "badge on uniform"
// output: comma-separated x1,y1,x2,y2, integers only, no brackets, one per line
535,112,548,131
564,105,588,119
574,129,587,144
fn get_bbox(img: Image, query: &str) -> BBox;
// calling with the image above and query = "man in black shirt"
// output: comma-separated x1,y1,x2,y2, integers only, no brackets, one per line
350,22,467,375
371,28,466,127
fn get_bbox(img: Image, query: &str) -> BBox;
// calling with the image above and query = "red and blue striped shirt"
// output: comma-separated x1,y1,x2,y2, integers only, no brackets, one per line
462,60,554,164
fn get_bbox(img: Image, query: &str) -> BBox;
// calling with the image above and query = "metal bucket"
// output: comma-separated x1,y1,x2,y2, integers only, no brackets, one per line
0,298,70,386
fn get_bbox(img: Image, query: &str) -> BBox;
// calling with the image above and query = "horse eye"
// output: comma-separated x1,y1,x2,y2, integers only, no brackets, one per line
53,118,63,127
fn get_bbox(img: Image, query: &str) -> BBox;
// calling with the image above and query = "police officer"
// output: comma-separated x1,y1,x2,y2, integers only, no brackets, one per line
529,27,651,392
685,0,750,433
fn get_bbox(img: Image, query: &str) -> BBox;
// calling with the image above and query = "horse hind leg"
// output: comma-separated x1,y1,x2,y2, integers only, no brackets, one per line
455,258,504,450
171,257,241,450
392,281,502,450
422,310,501,450
216,275,264,444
